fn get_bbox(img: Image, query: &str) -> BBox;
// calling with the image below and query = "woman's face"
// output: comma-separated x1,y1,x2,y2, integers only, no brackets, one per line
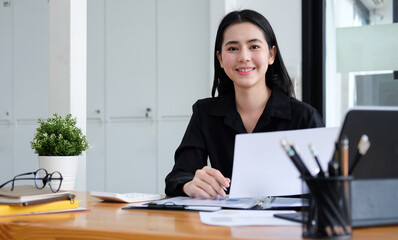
217,22,275,91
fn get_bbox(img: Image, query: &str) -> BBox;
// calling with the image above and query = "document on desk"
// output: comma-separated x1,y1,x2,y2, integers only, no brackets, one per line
152,196,259,209
200,210,301,226
123,196,306,211
229,127,339,198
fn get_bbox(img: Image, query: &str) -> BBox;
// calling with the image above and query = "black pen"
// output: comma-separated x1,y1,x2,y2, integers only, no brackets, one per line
281,139,312,178
146,203,186,210
309,144,325,177
328,141,340,176
349,135,370,175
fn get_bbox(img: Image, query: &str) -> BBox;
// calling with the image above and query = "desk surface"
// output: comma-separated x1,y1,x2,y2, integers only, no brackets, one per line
1,192,398,240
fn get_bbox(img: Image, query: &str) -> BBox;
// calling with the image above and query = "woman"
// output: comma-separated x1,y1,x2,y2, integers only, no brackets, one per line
165,9,324,199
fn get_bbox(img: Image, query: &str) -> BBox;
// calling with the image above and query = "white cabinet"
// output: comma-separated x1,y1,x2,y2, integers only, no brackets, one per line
87,0,106,121
157,0,210,117
0,2,12,123
157,120,190,194
0,0,13,182
13,0,48,175
13,0,48,120
86,0,210,194
0,125,13,182
105,0,157,119
13,125,39,173
1,0,210,192
87,0,158,193
104,0,157,192
86,121,106,191
87,0,106,191
106,121,157,193
0,0,48,182
156,0,210,193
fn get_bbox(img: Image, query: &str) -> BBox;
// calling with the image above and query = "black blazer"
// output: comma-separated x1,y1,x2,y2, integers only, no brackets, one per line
165,88,324,196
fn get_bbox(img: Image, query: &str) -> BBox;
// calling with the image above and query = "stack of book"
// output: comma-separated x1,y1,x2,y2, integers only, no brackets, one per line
0,185,79,217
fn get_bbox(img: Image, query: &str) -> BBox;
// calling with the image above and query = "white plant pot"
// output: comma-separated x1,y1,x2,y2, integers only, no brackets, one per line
38,156,79,191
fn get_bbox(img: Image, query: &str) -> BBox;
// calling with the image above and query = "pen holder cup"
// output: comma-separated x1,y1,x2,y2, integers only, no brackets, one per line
302,176,353,239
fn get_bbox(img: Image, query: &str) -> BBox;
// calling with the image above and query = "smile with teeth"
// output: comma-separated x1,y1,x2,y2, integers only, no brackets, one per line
237,68,254,72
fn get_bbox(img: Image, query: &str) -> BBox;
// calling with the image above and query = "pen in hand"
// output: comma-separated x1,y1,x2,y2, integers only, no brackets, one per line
219,177,230,197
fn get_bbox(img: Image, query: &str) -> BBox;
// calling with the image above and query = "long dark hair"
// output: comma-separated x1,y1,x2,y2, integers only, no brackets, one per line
211,9,294,98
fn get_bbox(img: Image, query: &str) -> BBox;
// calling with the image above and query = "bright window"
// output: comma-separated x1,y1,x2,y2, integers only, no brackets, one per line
325,0,397,127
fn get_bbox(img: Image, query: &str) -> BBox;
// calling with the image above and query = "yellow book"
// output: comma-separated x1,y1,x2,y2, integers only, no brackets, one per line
0,200,79,217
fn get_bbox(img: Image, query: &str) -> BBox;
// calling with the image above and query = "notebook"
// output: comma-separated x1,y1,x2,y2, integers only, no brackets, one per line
0,185,74,206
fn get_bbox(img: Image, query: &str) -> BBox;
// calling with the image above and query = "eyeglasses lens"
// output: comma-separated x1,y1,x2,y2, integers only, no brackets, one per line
49,171,62,192
34,169,47,189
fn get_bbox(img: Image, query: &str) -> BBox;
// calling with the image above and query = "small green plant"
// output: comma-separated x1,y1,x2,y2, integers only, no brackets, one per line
31,113,89,156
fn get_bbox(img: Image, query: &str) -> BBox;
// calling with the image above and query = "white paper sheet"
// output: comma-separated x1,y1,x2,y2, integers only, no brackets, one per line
229,127,340,198
199,210,300,226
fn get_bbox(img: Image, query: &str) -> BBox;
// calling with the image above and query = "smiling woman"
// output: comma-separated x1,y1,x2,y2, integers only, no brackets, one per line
165,9,325,199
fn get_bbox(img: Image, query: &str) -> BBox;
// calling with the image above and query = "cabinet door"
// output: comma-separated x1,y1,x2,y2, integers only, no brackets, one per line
13,0,48,121
105,0,157,193
0,2,12,123
0,0,13,182
87,0,105,121
0,125,13,182
86,121,106,191
12,0,49,174
157,119,189,194
157,0,210,118
13,124,39,174
86,0,106,191
105,0,157,119
156,0,211,194
106,121,157,193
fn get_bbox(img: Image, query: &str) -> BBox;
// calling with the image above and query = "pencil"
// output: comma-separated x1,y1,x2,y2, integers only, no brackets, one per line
341,137,349,176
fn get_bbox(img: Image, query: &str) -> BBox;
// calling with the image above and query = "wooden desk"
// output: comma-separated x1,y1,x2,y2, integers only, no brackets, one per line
1,192,398,240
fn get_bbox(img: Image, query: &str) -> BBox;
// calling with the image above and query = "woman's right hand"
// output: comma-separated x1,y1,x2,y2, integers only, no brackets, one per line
183,166,230,199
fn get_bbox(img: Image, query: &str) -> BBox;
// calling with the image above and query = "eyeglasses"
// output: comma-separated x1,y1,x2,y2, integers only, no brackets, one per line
0,168,63,193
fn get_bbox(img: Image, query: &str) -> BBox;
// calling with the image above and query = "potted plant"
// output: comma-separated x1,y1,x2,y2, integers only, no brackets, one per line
30,113,89,190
